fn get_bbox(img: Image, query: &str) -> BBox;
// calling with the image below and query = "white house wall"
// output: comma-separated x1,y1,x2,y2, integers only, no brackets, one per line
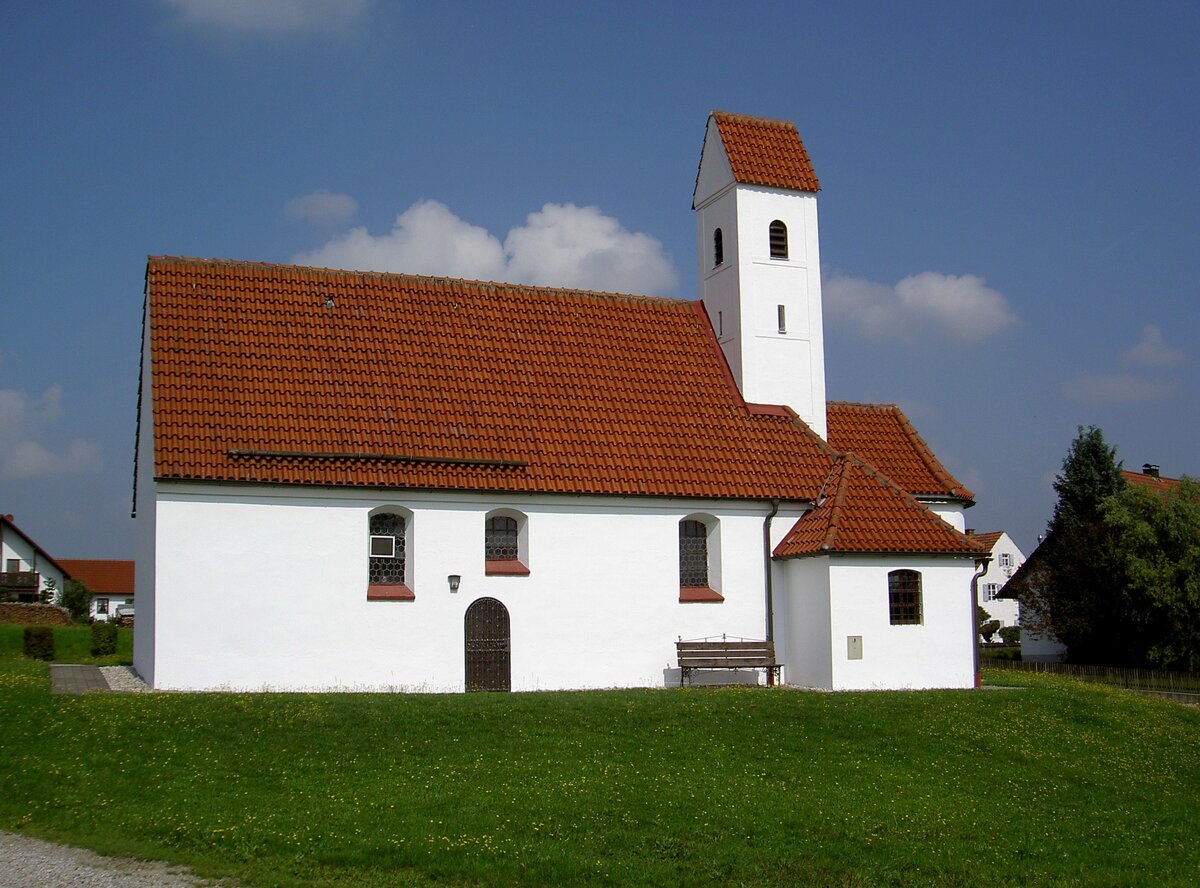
825,557,975,690
976,532,1023,631
145,484,783,692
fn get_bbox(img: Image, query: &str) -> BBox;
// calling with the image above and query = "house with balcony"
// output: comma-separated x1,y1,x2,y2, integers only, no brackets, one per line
0,514,69,605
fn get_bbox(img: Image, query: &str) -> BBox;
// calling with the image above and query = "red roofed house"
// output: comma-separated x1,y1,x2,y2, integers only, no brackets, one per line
58,560,135,622
134,112,983,692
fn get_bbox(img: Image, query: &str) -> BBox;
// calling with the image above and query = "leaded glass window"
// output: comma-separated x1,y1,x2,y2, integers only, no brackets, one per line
485,516,518,560
369,513,406,584
888,569,922,625
679,520,709,587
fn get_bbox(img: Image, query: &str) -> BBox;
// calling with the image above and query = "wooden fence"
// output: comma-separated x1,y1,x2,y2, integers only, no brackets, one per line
986,659,1200,703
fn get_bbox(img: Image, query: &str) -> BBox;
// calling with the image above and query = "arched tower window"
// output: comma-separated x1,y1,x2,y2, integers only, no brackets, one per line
713,228,724,267
769,220,788,259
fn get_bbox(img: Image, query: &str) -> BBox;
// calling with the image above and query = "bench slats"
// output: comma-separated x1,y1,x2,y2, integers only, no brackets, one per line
676,639,781,687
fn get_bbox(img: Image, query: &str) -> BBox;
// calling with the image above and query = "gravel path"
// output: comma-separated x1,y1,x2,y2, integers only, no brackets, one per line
0,832,233,887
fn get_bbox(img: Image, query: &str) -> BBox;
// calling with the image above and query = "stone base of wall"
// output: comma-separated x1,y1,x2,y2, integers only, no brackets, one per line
0,602,72,626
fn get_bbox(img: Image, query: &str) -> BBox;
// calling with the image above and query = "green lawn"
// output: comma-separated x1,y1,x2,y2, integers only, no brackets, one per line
0,624,133,665
1,660,1197,887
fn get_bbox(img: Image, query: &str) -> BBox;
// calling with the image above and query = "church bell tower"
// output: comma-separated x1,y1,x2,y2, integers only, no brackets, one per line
693,111,827,439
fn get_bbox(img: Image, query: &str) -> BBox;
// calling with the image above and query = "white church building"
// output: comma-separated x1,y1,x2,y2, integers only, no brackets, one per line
134,112,984,692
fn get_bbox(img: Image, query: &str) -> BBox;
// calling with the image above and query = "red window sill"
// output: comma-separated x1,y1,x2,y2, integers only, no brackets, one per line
485,559,530,576
679,586,724,603
367,583,416,601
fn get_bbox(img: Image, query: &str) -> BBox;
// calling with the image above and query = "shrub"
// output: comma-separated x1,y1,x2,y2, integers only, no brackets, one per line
91,621,118,657
23,626,55,661
980,620,1002,643
999,625,1021,645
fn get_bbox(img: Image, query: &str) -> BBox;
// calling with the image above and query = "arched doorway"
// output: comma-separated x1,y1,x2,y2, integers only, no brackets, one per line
464,597,510,692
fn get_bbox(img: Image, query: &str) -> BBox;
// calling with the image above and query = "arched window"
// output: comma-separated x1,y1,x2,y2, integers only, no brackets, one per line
679,519,709,587
368,511,414,600
769,220,788,259
713,228,724,267
485,509,529,575
888,569,922,625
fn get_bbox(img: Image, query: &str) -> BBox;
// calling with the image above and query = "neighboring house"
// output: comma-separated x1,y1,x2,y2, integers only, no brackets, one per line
967,531,1024,636
58,560,135,622
1011,463,1188,663
134,111,985,693
0,514,69,605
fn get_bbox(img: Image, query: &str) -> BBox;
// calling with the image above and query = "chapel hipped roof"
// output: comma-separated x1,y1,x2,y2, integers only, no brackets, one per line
145,257,839,501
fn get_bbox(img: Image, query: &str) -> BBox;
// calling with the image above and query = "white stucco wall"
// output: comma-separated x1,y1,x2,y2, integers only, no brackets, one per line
146,484,784,692
824,557,975,690
775,556,833,689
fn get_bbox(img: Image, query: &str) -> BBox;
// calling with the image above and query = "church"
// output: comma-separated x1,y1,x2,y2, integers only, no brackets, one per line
133,112,983,692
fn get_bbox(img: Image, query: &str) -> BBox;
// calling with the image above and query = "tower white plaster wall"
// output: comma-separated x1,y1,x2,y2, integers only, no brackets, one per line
694,121,827,438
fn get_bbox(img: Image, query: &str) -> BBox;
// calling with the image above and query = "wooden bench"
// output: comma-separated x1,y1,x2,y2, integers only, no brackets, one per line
676,637,782,687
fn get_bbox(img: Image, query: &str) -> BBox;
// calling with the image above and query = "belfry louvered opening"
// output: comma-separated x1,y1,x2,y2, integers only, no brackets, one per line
769,220,788,259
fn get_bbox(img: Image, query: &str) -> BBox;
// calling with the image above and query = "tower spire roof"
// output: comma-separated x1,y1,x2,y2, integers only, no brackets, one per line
710,111,821,193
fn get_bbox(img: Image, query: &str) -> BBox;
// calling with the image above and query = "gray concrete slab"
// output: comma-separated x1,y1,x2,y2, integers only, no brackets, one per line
50,665,110,694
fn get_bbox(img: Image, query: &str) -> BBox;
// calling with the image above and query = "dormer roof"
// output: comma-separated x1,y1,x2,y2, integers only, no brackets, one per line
773,454,982,558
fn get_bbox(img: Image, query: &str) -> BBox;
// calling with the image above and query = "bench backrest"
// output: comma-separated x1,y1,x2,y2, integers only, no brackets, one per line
677,639,776,669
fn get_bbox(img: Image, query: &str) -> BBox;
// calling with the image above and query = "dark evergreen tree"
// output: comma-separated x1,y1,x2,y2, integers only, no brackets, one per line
1038,426,1125,664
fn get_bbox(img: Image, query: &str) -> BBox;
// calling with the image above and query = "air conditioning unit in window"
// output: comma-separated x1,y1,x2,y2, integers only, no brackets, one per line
370,535,396,558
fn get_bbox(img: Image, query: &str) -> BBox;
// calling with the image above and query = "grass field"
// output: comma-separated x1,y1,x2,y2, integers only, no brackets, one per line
1,659,1197,887
0,624,133,665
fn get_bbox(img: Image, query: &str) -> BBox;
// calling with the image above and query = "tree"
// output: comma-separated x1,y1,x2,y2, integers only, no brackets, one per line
1033,426,1126,664
1101,478,1200,671
61,579,93,623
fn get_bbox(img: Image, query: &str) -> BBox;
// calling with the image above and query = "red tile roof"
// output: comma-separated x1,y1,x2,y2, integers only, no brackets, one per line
1121,469,1183,494
774,456,983,558
826,402,974,501
57,560,135,596
710,111,821,193
967,531,1004,552
146,257,837,500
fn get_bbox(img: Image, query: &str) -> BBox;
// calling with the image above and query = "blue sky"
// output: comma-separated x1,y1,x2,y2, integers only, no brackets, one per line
2,1,1197,561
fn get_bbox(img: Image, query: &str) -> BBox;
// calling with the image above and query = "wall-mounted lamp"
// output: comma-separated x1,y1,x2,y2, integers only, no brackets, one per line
447,574,461,593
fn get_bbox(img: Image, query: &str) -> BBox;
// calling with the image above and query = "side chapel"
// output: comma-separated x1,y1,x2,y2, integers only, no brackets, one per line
134,112,983,692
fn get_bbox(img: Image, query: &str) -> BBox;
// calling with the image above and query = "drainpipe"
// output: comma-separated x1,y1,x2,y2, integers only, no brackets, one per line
970,555,991,689
763,499,780,686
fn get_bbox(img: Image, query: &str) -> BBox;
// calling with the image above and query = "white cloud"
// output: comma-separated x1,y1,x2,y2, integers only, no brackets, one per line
160,0,372,36
1059,374,1176,404
1122,324,1188,367
824,270,1017,344
283,190,359,226
0,386,101,480
293,199,679,296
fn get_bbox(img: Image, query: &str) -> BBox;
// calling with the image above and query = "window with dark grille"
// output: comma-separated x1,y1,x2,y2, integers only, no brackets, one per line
769,220,788,259
679,519,709,586
888,569,922,625
713,228,724,267
96,598,109,615
369,513,406,584
777,304,787,334
485,515,519,560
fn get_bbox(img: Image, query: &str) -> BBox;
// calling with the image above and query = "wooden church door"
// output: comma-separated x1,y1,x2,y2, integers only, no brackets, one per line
465,597,511,692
